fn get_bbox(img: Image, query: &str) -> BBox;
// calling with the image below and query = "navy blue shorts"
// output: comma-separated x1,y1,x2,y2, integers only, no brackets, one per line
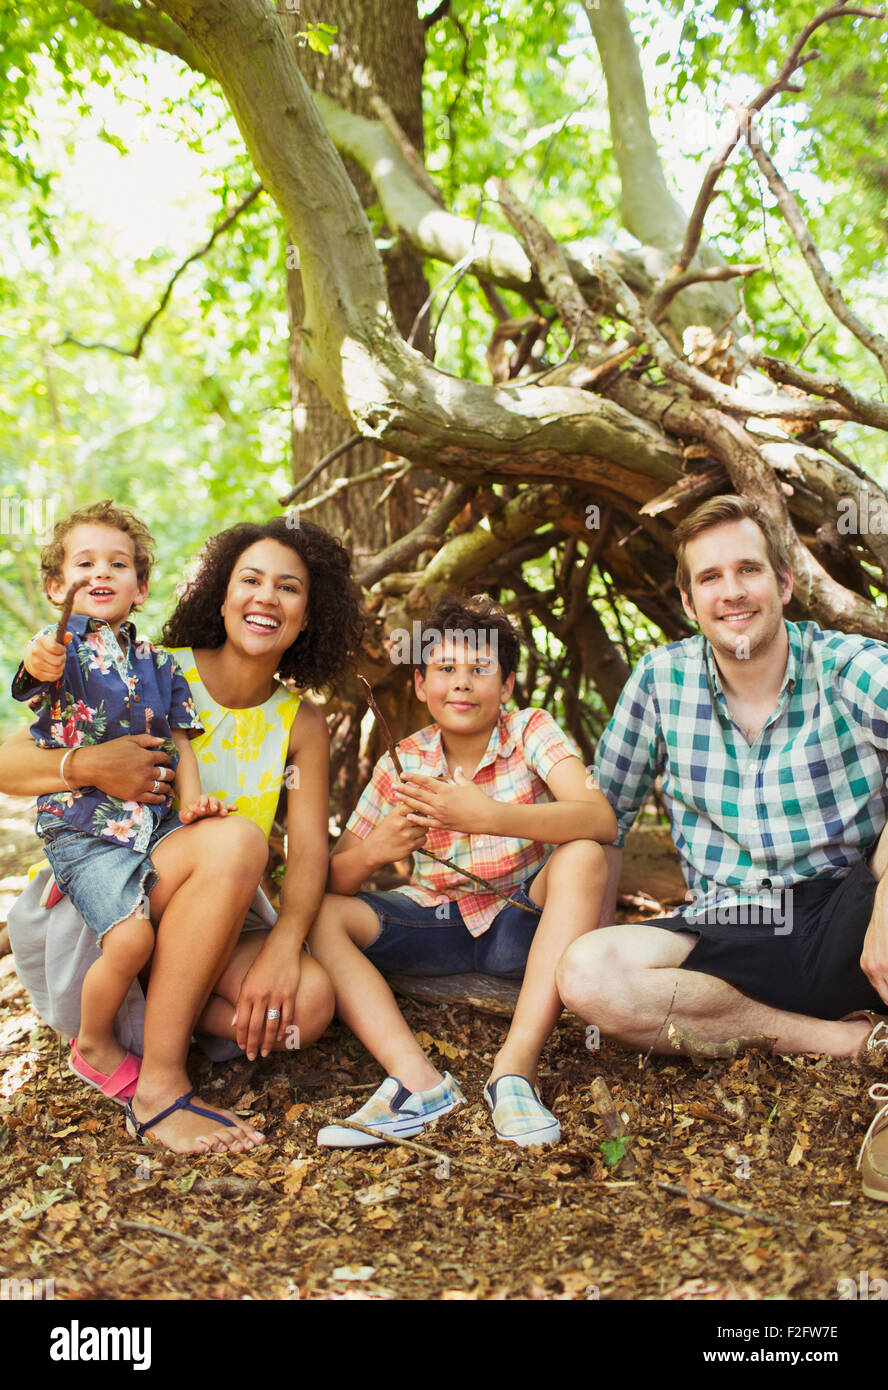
645,859,883,1018
357,871,541,978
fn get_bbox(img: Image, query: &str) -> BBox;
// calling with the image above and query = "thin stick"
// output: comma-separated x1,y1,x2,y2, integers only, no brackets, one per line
54,578,90,644
112,1218,240,1267
358,675,541,915
655,1182,823,1241
279,432,365,507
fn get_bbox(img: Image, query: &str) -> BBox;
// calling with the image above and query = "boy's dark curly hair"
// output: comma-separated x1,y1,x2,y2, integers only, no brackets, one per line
162,517,364,691
419,593,521,680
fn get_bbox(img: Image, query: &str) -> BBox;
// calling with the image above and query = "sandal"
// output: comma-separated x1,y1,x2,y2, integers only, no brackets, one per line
124,1090,237,1142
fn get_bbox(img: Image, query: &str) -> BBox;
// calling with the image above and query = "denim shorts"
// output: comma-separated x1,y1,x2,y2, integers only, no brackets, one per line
36,809,186,942
357,871,541,979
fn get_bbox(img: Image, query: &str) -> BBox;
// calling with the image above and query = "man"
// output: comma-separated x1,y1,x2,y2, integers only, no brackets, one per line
556,495,888,1199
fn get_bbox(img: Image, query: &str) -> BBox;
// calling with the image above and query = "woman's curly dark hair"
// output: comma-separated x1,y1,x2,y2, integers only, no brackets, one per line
161,518,365,691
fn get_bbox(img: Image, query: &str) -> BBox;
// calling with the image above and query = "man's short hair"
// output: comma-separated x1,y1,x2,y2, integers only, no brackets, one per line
673,495,791,595
419,593,521,680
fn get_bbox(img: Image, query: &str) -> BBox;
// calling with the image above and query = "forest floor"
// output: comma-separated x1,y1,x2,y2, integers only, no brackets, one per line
0,792,885,1304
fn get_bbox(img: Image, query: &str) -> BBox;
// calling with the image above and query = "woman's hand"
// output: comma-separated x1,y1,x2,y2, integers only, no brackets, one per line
396,769,494,835
72,735,174,803
23,631,71,683
232,934,304,1060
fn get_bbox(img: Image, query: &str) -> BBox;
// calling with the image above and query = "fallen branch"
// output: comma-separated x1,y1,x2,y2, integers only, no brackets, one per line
656,1181,818,1241
279,432,366,507
666,1023,777,1061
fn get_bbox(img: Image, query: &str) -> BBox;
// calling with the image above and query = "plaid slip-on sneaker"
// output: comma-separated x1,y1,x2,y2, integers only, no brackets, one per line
483,1074,561,1147
316,1072,465,1148
857,1083,888,1202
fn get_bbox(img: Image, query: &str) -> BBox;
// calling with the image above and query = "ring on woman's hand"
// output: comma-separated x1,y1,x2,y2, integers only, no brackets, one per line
151,779,160,794
266,1008,281,1021
154,765,167,780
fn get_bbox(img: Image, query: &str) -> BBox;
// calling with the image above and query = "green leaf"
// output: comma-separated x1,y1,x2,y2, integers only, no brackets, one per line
600,1136,632,1167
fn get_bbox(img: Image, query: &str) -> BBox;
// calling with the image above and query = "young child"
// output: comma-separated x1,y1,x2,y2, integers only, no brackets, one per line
13,500,230,1107
308,594,618,1148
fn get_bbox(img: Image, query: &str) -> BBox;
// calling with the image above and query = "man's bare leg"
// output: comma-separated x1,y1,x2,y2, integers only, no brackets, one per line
556,924,872,1057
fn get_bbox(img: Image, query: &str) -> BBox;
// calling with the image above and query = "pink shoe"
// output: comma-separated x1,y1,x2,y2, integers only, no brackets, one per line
68,1038,141,1105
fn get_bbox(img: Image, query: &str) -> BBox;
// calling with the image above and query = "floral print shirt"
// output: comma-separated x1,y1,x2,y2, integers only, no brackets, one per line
12,615,203,853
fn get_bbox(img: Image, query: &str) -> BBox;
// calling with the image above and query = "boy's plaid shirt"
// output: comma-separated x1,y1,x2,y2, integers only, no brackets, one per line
594,620,888,920
347,707,582,936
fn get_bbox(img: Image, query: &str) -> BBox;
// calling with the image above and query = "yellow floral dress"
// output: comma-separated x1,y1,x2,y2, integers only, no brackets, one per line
167,647,301,839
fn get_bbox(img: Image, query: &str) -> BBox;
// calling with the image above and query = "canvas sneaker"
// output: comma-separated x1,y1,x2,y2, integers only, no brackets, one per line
484,1074,561,1146
858,1083,888,1202
316,1072,465,1148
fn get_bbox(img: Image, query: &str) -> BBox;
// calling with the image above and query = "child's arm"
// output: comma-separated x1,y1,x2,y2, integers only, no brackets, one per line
329,807,428,895
396,757,618,844
170,729,229,822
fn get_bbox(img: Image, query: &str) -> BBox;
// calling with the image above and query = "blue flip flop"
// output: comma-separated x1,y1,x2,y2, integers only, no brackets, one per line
125,1089,237,1142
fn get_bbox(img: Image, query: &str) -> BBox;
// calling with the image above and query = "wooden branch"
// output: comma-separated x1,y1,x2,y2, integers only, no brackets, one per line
676,2,887,273
294,460,404,514
72,0,215,77
656,1183,816,1239
357,484,473,588
588,1076,638,1174
647,264,760,326
750,353,888,432
666,1023,776,1061
59,185,263,359
746,123,888,378
368,94,445,208
54,579,90,643
279,433,366,507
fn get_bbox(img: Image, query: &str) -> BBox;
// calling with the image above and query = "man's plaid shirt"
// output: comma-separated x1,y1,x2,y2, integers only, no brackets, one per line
594,620,888,921
347,707,581,936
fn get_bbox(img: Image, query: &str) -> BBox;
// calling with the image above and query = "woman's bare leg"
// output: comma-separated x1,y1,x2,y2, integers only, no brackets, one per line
199,937,335,1050
128,816,269,1154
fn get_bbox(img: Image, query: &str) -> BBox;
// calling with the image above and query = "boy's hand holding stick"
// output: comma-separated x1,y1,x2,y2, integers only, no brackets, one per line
358,675,540,915
24,578,90,687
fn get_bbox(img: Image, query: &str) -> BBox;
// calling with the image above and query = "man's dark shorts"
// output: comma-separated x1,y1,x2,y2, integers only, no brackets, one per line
644,858,883,1018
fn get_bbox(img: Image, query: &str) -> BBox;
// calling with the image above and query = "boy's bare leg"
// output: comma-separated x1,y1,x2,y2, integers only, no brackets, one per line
556,924,872,1056
128,817,270,1154
490,840,608,1085
308,895,442,1093
77,914,155,1077
198,939,335,1051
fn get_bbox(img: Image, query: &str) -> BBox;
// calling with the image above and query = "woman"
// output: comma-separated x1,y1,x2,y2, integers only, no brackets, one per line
0,517,364,1154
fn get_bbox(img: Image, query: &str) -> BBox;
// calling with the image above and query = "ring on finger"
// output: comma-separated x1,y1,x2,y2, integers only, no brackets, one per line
152,779,160,794
266,1008,281,1021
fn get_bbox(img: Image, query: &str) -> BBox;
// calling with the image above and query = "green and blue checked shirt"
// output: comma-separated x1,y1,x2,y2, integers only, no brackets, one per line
593,620,888,921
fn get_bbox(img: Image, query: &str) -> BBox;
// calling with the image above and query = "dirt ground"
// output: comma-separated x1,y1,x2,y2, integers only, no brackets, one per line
1,793,885,1305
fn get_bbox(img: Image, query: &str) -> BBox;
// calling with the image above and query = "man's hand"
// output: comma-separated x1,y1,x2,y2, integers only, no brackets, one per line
396,768,495,835
232,937,304,1060
24,631,71,683
363,803,428,865
861,884,888,1006
179,794,235,823
71,734,174,803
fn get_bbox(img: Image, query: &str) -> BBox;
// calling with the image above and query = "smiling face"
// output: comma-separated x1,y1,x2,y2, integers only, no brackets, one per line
46,523,148,634
220,538,310,662
679,517,793,664
414,637,514,737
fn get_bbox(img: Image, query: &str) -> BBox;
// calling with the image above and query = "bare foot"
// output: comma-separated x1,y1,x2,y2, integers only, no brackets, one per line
127,1085,265,1155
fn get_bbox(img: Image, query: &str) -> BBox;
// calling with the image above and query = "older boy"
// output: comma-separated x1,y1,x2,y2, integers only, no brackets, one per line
309,595,616,1147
